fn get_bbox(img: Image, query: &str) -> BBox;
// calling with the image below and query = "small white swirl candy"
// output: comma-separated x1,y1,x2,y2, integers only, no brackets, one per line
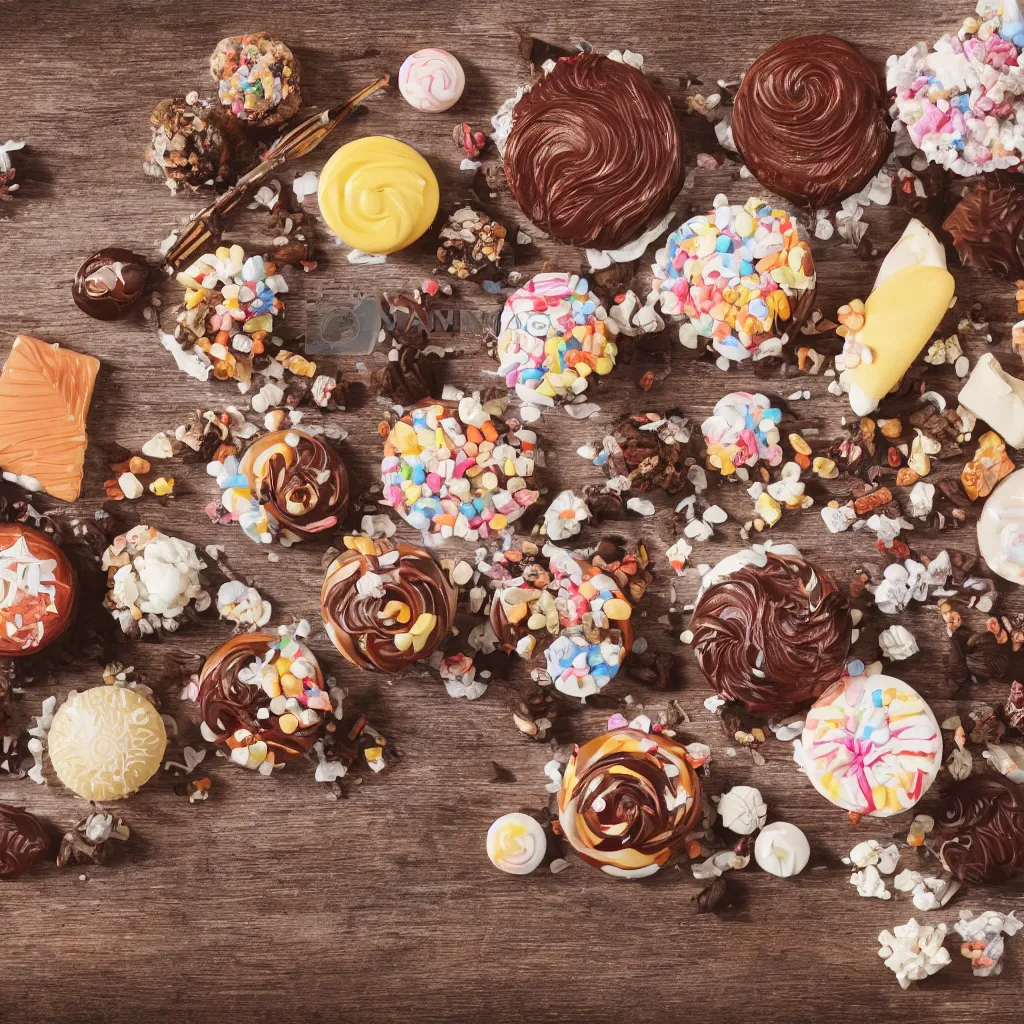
486,812,546,875
398,48,465,112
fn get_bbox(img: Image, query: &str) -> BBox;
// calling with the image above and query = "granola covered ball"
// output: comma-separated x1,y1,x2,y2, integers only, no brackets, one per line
144,95,247,191
210,32,302,127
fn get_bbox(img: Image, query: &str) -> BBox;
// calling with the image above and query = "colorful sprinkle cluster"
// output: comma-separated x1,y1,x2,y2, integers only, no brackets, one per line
381,398,539,540
701,391,783,475
888,4,1024,175
214,34,298,123
652,195,815,363
496,272,619,408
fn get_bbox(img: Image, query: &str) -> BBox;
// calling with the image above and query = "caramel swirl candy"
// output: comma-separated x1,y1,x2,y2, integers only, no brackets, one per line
557,727,704,878
321,537,455,672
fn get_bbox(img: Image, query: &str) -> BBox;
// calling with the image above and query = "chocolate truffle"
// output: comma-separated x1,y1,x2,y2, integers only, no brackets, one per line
48,687,167,801
503,53,684,250
144,96,246,191
210,32,302,127
0,805,53,880
732,35,889,207
0,523,77,658
689,545,852,715
72,248,150,321
198,631,332,772
238,429,350,540
557,726,704,878
321,537,456,671
938,774,1024,885
943,188,1024,281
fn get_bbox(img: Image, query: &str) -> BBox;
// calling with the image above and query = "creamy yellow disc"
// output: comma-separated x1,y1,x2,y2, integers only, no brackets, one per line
317,136,440,254
48,686,168,801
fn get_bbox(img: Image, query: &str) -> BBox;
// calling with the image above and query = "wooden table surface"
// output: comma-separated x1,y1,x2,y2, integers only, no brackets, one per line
2,1,1022,1021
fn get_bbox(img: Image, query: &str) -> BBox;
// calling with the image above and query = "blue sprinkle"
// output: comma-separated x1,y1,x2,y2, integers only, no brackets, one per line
846,658,865,676
872,688,883,708
221,473,248,489
577,277,589,293
459,502,476,518
715,235,733,253
762,408,782,423
482,279,503,294
593,451,609,467
411,465,426,485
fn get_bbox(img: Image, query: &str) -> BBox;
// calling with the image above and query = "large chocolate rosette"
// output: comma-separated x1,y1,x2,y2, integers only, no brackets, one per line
689,545,852,715
732,35,889,207
321,537,456,671
198,631,333,773
938,774,1024,885
557,727,704,878
503,53,684,250
239,429,350,539
943,188,1024,281
0,804,54,880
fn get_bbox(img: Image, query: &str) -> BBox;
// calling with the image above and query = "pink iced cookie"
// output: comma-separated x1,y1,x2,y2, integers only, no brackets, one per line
398,48,465,112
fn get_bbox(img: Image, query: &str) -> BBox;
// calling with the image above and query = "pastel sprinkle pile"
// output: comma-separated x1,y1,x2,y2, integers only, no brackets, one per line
497,271,619,408
381,398,539,540
215,35,297,121
652,195,815,363
888,4,1024,175
701,391,783,475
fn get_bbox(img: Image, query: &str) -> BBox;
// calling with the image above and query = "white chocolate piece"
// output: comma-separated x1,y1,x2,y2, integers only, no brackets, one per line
959,352,1024,449
754,822,810,877
486,812,546,874
716,785,767,835
48,686,167,801
977,466,1024,585
841,220,955,415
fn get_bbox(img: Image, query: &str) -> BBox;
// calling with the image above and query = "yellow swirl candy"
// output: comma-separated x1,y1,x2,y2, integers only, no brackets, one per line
317,136,439,254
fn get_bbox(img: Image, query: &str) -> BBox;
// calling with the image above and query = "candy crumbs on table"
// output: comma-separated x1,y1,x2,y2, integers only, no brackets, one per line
380,397,539,541
0,335,99,503
56,811,130,868
798,672,943,817
954,910,1022,977
486,812,547,875
651,196,815,365
496,272,619,410
556,725,705,879
878,918,951,989
701,392,783,476
211,32,301,128
961,430,1014,501
47,686,167,801
436,207,510,281
198,629,332,774
0,804,55,880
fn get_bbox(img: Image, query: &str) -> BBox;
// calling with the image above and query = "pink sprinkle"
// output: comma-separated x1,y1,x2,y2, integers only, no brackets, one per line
607,713,629,730
421,278,440,296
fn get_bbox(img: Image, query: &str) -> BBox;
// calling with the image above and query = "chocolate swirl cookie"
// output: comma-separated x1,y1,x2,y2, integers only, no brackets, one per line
239,429,349,539
321,538,456,671
938,774,1024,885
557,727,704,878
944,188,1024,281
198,632,333,772
0,804,54,880
732,35,889,207
72,248,150,321
503,53,685,250
689,548,852,715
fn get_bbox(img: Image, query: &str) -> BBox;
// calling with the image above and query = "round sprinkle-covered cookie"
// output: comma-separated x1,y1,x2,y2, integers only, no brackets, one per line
380,397,539,540
317,136,439,254
210,31,301,127
398,48,465,112
690,544,852,715
496,272,618,408
652,196,815,363
198,631,332,773
800,672,942,817
732,35,889,206
321,536,456,671
48,687,167,801
557,726,704,878
0,523,77,658
503,53,685,250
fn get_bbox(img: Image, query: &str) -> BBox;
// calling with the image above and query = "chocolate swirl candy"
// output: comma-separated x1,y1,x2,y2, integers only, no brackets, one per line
689,546,852,715
503,53,685,250
732,35,889,207
239,429,350,540
72,248,150,321
321,536,456,671
938,774,1024,885
558,727,704,878
944,188,1024,281
198,631,333,772
0,804,54,880
0,523,78,658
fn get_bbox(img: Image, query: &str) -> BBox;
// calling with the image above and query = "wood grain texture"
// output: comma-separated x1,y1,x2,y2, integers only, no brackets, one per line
1,1,1022,1021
